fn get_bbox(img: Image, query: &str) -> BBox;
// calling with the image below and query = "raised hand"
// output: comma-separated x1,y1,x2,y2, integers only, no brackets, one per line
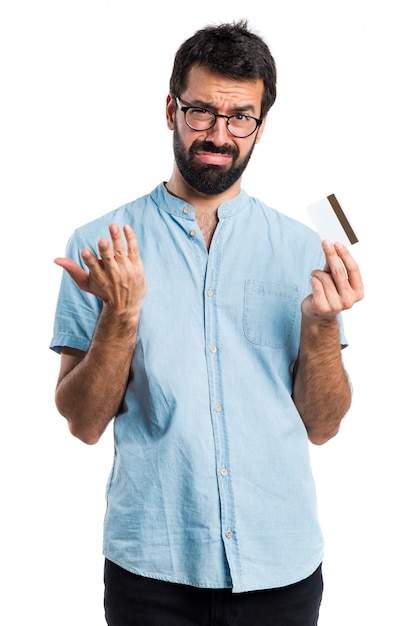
54,224,146,318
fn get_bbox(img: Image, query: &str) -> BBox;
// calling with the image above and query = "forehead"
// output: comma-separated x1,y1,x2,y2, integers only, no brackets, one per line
183,64,264,110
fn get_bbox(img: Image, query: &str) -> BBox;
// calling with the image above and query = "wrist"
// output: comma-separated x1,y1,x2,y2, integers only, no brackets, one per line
98,303,141,339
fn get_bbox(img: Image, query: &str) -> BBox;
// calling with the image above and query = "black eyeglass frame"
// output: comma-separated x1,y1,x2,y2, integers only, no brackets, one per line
175,96,263,139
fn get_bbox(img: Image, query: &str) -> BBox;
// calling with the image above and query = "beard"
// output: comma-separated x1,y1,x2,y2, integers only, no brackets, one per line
172,120,257,195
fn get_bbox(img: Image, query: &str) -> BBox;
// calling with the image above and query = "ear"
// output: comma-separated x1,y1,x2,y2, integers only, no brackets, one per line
254,113,268,144
166,94,176,130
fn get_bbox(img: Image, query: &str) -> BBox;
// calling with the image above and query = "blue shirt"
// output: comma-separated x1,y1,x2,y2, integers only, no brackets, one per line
51,183,346,593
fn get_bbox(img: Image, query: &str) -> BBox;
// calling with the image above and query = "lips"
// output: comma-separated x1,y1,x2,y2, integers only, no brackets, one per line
195,151,232,166
190,140,238,168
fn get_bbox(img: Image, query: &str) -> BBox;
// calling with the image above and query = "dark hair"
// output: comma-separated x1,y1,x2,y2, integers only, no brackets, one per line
169,19,277,118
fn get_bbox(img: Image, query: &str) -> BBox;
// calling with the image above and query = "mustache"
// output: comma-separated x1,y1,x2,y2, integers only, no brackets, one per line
190,140,239,159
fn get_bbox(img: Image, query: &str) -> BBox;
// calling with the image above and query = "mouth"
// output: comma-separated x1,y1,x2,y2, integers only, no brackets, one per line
195,151,232,166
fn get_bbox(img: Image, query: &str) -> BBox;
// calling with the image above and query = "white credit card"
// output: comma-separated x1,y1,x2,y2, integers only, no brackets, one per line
306,194,359,246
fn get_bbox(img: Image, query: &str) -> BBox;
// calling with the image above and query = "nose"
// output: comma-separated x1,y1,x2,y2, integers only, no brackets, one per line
205,116,231,145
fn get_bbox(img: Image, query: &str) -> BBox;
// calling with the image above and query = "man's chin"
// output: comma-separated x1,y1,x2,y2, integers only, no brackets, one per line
180,165,237,195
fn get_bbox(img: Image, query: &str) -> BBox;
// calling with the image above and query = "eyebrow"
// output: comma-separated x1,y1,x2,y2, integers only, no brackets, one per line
185,97,257,115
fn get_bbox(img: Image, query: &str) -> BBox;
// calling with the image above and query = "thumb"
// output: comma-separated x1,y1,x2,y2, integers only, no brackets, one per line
54,257,90,292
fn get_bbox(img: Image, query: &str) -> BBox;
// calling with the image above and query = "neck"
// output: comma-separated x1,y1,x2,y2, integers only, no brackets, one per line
165,168,241,215
165,171,241,249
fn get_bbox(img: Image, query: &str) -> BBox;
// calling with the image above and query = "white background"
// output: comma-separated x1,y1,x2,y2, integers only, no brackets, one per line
1,0,417,623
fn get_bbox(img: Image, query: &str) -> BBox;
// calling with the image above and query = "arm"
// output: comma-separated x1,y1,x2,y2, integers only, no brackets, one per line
292,240,364,445
54,224,146,445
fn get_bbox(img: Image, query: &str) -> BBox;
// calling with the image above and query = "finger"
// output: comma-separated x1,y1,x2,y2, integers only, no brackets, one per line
123,224,140,260
310,274,344,313
54,257,84,273
321,240,349,286
108,224,128,263
97,237,115,264
309,276,331,314
334,242,364,296
54,257,90,291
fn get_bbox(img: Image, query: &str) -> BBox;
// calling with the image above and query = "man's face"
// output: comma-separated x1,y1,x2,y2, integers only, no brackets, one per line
168,65,265,196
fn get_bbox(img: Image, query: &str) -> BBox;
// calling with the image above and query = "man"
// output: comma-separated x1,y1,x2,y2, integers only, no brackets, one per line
51,19,364,626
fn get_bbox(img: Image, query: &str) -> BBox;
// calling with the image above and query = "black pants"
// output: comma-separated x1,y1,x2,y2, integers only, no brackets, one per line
104,559,323,626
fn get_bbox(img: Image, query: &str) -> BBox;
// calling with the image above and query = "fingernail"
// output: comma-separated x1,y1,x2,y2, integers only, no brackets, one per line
335,241,344,250
323,239,332,249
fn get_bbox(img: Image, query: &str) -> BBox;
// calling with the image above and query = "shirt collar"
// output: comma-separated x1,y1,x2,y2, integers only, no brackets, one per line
150,182,250,220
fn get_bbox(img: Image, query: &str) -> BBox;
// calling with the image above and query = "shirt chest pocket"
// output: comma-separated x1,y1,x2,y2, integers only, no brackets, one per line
243,280,299,348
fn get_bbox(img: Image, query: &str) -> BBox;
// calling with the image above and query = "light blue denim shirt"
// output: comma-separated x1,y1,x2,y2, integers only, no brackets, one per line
51,183,346,593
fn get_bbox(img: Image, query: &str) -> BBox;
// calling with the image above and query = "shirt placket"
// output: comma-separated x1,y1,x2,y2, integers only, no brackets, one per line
204,218,242,590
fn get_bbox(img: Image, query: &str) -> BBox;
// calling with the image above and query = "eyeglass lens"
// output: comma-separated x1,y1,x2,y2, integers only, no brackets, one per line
185,109,258,138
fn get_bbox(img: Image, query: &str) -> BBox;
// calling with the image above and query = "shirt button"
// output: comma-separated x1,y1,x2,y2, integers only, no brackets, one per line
210,346,217,354
226,530,233,539
183,207,190,215
220,467,228,476
189,229,197,237
207,289,214,297
214,404,222,413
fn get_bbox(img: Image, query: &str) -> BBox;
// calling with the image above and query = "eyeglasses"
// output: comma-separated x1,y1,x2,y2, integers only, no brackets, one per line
175,97,262,139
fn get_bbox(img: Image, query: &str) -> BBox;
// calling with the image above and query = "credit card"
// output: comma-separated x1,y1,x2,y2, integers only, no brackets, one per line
306,194,359,246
